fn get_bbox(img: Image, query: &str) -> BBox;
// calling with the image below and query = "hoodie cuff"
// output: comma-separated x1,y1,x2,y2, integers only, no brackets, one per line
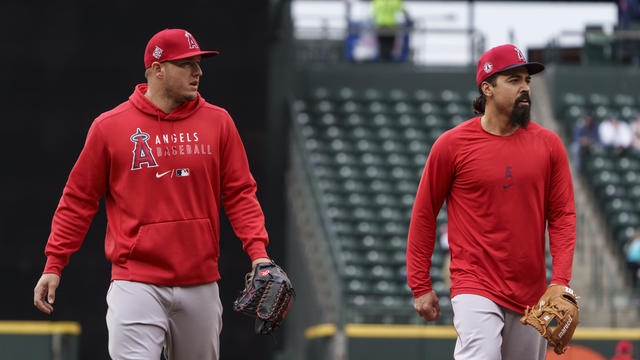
43,257,64,277
244,240,269,262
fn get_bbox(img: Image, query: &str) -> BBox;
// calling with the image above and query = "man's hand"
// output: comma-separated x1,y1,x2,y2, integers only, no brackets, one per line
252,257,270,269
34,273,60,314
414,290,440,322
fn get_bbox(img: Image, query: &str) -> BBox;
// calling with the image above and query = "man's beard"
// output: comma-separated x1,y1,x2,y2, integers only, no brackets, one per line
509,93,531,129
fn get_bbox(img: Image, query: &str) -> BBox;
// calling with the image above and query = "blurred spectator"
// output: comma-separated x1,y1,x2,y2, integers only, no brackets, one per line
619,0,640,30
617,0,640,65
599,116,632,151
571,112,600,171
372,0,411,61
611,340,634,360
625,229,640,288
630,111,640,150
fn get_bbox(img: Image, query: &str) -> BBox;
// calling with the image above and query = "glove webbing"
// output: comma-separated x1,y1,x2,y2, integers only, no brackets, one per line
524,306,563,337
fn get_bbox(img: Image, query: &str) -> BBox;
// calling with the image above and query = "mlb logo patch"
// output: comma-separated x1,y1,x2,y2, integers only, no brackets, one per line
152,46,163,60
176,168,190,177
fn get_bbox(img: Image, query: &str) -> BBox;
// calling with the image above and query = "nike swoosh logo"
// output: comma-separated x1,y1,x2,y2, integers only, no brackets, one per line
503,184,513,189
156,170,171,178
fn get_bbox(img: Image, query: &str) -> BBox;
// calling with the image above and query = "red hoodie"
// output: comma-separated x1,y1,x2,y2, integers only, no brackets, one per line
44,84,269,286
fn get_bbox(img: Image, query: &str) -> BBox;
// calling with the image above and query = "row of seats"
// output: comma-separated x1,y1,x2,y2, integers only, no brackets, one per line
306,99,472,117
559,92,639,135
561,92,638,107
296,102,469,128
310,87,477,105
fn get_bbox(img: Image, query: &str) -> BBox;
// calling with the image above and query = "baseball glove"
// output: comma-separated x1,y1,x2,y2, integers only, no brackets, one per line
233,260,295,335
520,285,580,354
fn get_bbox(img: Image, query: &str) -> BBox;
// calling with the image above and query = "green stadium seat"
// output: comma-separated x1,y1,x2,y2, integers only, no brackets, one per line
397,114,420,128
367,101,391,115
403,128,427,142
614,93,635,106
389,89,409,102
347,193,371,206
407,140,431,155
605,198,635,214
347,279,372,293
347,294,376,308
414,89,435,102
338,87,356,101
312,87,329,100
466,90,478,103
620,105,636,121
562,92,586,107
418,101,441,116
377,127,401,140
445,102,465,116
379,207,404,221
338,235,360,249
440,89,462,103
363,88,383,101
627,185,640,202
318,112,338,126
345,113,365,127
588,93,610,107
339,100,363,114
393,101,416,115
314,100,335,113
371,265,395,279
341,248,366,264
372,280,401,295
450,114,466,127
609,211,640,229
424,114,448,129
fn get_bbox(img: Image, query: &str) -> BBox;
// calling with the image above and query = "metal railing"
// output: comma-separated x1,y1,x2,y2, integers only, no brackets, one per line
293,20,485,66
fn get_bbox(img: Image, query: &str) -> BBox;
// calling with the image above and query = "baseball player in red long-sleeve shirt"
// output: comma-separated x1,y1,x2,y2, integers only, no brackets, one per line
407,44,576,359
33,29,272,359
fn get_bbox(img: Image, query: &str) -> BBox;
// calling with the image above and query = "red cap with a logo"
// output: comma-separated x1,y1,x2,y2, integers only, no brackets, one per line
476,44,544,86
144,29,219,68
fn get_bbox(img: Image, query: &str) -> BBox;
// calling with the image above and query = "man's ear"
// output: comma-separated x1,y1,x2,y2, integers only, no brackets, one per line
481,81,493,98
150,62,165,80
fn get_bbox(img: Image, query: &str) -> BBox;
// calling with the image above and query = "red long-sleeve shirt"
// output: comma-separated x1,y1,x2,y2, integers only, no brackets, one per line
44,84,269,285
407,117,576,313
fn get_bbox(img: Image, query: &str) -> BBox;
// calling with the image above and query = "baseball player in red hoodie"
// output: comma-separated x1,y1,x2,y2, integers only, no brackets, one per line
33,28,271,359
407,45,576,359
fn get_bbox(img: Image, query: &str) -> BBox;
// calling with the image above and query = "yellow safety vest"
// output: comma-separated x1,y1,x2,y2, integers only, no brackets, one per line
373,0,403,27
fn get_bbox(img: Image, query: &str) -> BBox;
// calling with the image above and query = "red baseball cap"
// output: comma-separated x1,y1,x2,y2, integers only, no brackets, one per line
144,29,219,69
476,44,544,86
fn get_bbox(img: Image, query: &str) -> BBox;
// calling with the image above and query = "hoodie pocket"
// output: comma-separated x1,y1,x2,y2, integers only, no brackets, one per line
128,218,219,282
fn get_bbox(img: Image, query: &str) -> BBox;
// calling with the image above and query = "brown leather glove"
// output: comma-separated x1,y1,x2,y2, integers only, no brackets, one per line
520,285,579,354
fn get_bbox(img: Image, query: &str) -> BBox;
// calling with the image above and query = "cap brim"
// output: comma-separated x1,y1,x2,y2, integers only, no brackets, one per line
165,50,220,62
498,62,545,76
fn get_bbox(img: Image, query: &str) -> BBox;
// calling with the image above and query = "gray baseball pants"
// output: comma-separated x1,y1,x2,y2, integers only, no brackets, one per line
451,294,547,360
106,280,222,360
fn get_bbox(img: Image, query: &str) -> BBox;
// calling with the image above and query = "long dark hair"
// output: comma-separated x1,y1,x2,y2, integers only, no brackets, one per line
472,74,498,115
